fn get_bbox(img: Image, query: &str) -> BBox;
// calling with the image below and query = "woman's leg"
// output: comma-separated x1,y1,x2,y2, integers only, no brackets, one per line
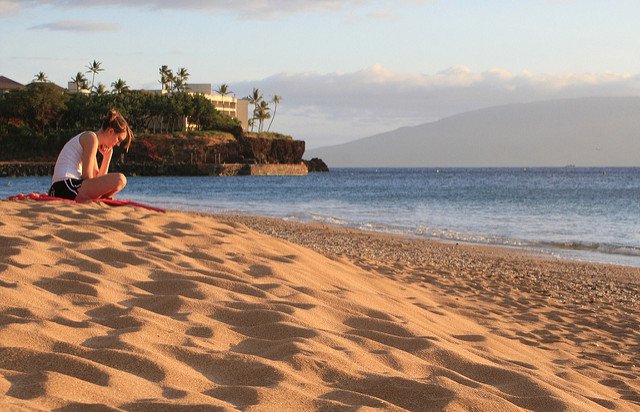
76,173,127,201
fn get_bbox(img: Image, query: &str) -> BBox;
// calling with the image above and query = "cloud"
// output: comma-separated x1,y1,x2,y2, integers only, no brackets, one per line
3,0,428,19
29,19,118,32
230,65,640,147
0,0,20,16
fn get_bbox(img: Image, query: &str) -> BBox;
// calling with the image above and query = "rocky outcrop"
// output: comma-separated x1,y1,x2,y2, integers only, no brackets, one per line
0,162,308,177
0,134,316,177
249,163,308,176
303,158,329,172
0,162,54,177
126,135,305,165
240,138,305,164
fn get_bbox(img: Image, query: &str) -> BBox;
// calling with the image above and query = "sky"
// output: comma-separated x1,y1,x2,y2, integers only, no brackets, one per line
2,0,640,148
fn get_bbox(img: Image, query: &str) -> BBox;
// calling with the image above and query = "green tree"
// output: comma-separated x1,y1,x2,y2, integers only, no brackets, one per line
175,68,189,92
166,69,175,92
71,72,88,93
86,60,104,92
173,77,185,93
159,65,170,92
215,83,231,113
95,83,108,96
25,82,68,133
255,100,271,133
266,95,281,132
111,79,130,94
34,72,48,82
61,94,92,130
246,88,262,132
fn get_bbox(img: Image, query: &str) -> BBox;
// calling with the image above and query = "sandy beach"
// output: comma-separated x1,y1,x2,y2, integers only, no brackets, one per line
1,199,638,411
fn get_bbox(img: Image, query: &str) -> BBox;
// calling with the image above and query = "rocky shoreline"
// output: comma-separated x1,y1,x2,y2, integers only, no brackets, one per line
0,159,328,177
217,214,640,309
0,134,329,177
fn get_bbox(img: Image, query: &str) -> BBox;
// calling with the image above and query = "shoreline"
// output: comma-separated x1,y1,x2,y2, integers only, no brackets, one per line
213,212,640,307
212,211,640,270
3,169,640,270
0,161,311,177
1,199,639,409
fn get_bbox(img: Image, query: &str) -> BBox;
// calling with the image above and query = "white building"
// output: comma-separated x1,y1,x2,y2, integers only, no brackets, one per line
186,84,249,131
66,81,249,131
66,81,90,94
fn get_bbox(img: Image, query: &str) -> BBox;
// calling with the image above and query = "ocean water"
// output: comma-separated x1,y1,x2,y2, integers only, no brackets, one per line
2,168,639,267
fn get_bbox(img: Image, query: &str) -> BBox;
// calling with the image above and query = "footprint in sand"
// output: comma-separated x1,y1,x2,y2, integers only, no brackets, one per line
235,322,317,341
171,348,284,387
162,386,189,399
183,249,225,263
124,295,190,319
247,264,276,278
34,277,99,297
5,371,48,400
452,334,487,343
186,325,214,338
205,385,261,409
0,347,110,387
0,278,18,288
53,228,102,243
212,307,288,328
133,279,207,300
343,316,436,352
325,374,456,411
0,308,37,327
261,254,299,264
51,341,166,383
81,247,149,268
0,235,28,260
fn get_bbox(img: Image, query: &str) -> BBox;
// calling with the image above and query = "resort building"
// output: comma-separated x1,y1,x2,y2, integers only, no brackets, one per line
186,84,249,131
4,74,249,132
66,82,90,94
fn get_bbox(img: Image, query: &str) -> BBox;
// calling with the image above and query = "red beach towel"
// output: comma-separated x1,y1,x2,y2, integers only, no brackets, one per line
7,193,165,213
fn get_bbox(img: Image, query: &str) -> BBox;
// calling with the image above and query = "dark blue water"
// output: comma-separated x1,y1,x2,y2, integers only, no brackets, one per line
2,168,639,267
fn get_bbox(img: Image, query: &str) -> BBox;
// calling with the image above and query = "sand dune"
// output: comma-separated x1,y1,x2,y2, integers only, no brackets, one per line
0,200,638,411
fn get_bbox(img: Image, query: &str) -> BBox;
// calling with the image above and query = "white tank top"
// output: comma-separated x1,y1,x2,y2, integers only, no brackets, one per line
52,133,84,183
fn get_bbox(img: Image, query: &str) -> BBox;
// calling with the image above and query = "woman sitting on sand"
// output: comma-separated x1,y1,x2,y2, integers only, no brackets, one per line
48,109,134,201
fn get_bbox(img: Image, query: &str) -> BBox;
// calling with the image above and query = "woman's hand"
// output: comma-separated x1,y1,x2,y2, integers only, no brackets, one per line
99,144,113,158
97,144,113,176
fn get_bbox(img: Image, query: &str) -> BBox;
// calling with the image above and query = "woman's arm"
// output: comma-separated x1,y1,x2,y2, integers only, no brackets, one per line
79,132,99,179
97,145,113,176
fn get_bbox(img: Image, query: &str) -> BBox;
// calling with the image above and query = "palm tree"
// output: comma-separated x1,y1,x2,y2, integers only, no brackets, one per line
166,69,176,92
256,100,271,133
266,95,281,132
111,78,129,94
85,60,104,92
215,83,231,114
246,88,263,132
34,72,48,82
95,83,108,95
71,72,88,93
175,67,189,92
174,77,185,92
159,65,170,92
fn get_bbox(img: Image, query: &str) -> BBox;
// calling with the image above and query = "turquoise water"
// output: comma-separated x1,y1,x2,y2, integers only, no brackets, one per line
2,168,639,267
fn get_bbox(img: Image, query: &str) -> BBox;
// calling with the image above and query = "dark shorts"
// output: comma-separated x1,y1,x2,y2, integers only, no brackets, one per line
48,178,83,200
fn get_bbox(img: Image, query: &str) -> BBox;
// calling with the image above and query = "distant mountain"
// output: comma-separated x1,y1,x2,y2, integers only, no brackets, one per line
306,97,640,167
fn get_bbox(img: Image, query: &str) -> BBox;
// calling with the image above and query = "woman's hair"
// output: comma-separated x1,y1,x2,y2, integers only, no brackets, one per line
101,109,134,152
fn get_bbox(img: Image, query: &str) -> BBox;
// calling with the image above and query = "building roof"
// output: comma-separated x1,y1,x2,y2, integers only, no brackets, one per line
0,76,25,91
